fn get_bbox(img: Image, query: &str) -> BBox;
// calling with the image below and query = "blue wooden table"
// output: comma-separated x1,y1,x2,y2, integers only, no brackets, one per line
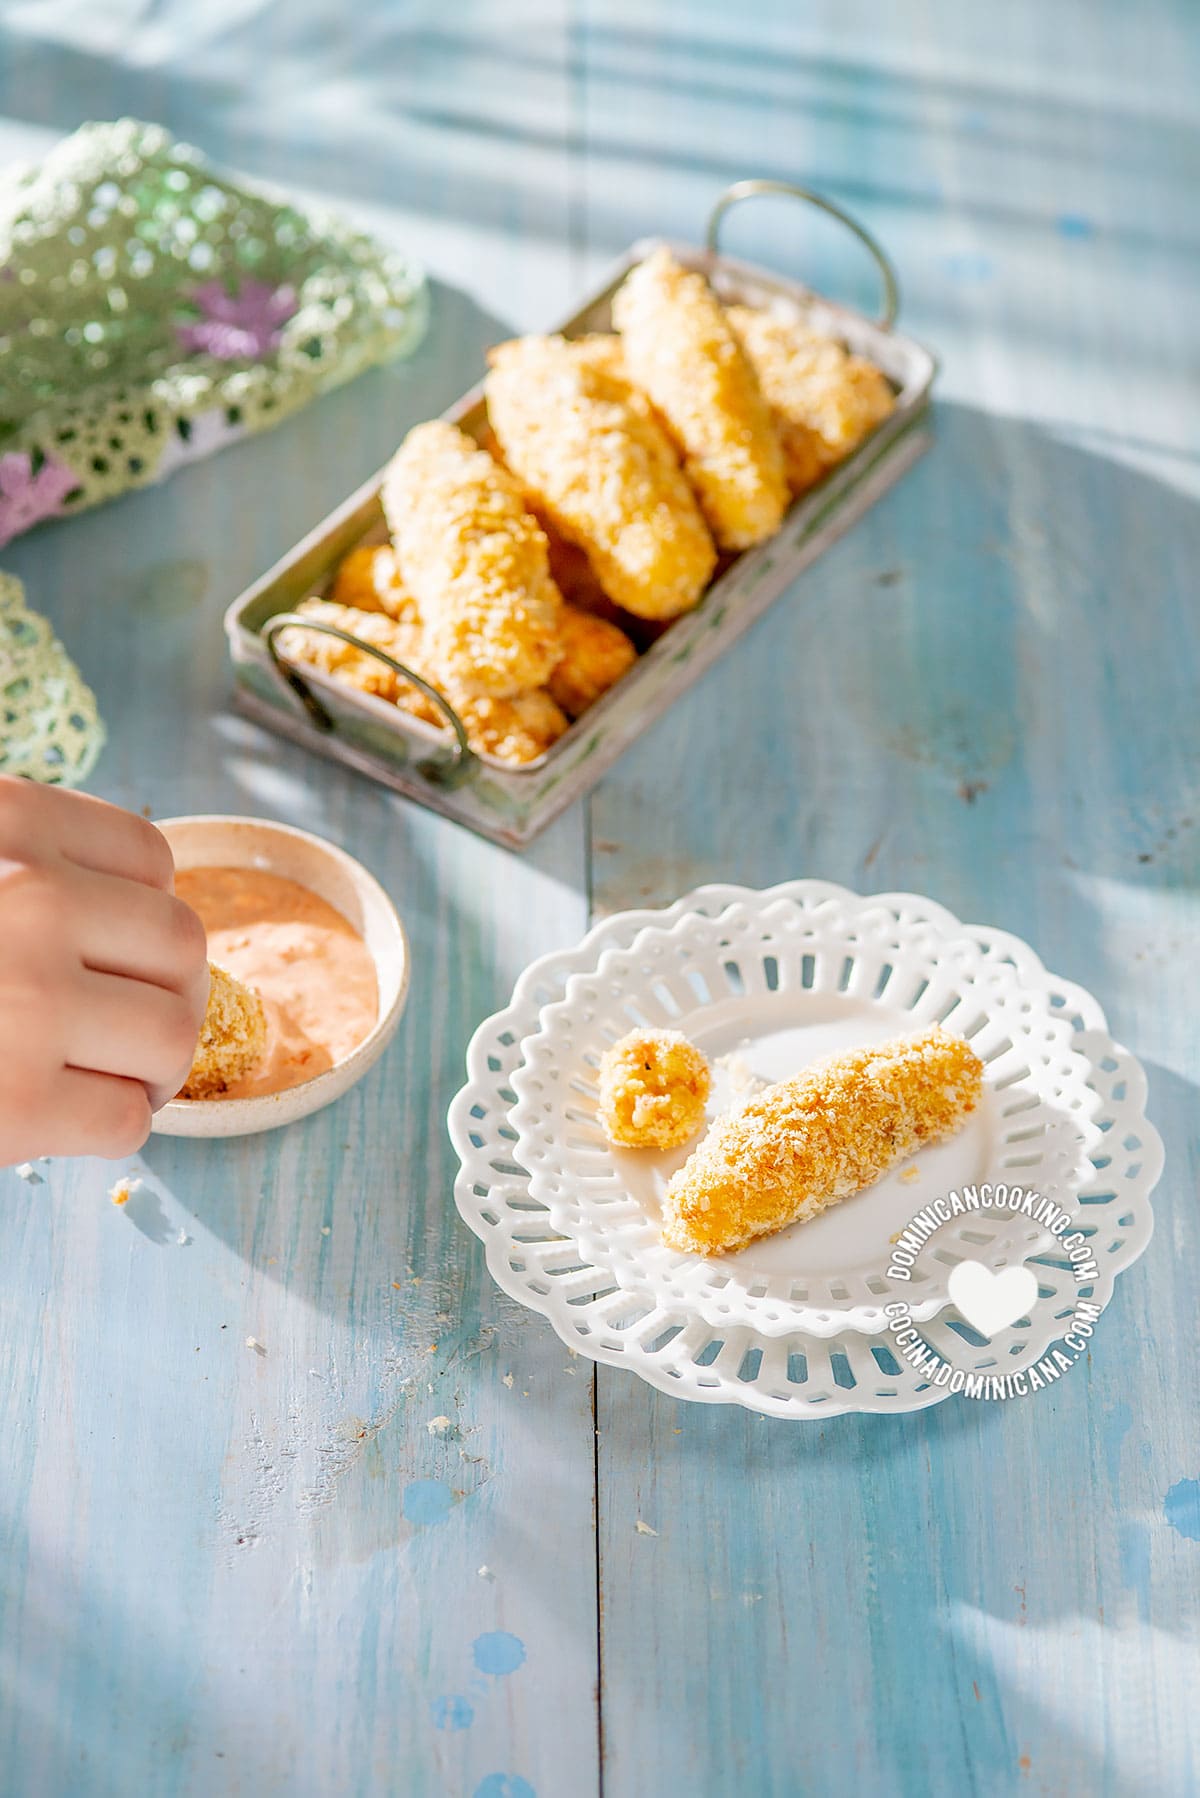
1,4,1198,1793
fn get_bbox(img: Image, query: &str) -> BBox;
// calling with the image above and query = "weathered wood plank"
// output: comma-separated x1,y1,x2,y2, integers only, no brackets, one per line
0,7,600,1795
581,3,1200,1794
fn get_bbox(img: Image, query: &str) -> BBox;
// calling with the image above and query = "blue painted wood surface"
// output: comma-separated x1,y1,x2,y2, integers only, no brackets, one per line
0,3,1197,1793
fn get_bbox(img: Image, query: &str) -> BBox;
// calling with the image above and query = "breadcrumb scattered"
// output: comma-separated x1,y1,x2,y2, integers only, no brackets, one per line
597,1028,711,1150
478,1565,495,1580
899,1165,921,1185
635,1520,658,1537
662,1026,984,1255
245,1336,266,1355
180,964,267,1100
502,1372,514,1389
109,1177,133,1206
427,1415,453,1436
714,1050,769,1109
15,1162,43,1185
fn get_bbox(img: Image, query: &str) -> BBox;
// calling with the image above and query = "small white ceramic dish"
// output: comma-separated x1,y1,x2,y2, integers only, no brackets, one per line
152,815,409,1139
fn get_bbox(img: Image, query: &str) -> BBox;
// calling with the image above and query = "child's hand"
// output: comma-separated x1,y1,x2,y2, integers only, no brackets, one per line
0,777,209,1166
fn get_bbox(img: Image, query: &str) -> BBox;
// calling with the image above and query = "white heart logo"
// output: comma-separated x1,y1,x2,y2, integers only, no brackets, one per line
947,1260,1039,1338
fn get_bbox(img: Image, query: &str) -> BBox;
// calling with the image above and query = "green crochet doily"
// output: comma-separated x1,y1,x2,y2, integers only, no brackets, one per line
0,573,105,784
0,118,428,546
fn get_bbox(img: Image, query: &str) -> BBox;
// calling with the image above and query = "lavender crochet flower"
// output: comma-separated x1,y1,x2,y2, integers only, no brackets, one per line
0,452,78,547
176,279,297,361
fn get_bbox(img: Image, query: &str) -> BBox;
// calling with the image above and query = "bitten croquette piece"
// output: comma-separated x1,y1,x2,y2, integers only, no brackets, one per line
597,1028,712,1150
180,964,268,1100
486,334,716,620
611,248,789,551
726,306,896,492
661,1026,984,1255
381,420,563,699
547,605,637,718
328,543,421,622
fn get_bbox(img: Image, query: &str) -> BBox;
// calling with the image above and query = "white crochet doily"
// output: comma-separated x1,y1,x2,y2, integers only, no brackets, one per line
449,883,1161,1417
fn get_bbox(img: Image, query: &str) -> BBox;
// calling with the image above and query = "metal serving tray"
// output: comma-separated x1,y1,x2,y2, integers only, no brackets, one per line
226,180,936,848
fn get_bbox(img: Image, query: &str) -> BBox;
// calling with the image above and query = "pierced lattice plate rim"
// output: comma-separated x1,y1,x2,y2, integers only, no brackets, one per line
448,882,1161,1418
508,889,1113,1335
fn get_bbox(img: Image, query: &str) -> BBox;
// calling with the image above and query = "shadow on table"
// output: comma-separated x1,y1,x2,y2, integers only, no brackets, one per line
113,392,1200,1794
136,391,1195,1358
590,1045,1193,1797
587,397,1200,915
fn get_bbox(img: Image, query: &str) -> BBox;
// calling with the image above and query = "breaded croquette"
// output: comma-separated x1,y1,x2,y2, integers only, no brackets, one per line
381,420,563,699
276,599,434,712
726,306,896,492
597,1028,712,1149
661,1025,984,1254
276,599,567,765
611,248,788,550
328,543,421,622
564,332,630,383
180,964,268,1100
487,335,716,620
547,605,637,718
452,689,568,764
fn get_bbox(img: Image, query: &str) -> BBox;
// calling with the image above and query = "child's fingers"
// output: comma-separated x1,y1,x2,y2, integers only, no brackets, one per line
58,794,176,891
51,1068,152,1159
69,865,208,999
0,778,175,891
67,970,203,1108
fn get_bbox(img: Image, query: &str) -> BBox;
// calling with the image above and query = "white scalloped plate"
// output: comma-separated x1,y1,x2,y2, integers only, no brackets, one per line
448,882,1161,1417
509,890,1104,1335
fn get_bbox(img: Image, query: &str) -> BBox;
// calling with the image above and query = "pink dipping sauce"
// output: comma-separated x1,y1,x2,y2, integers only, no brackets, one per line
176,866,379,1099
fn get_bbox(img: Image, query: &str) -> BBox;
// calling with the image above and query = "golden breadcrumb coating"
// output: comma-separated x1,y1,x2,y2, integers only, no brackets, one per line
486,335,716,619
276,600,567,765
276,599,434,713
597,1028,712,1149
547,604,637,718
661,1025,984,1254
181,964,268,1100
381,419,563,698
567,332,633,382
453,689,568,764
611,248,789,550
726,306,896,492
329,543,421,622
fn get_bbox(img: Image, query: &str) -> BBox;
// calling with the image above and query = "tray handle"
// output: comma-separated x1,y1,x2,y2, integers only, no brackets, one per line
262,614,473,786
706,179,899,330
